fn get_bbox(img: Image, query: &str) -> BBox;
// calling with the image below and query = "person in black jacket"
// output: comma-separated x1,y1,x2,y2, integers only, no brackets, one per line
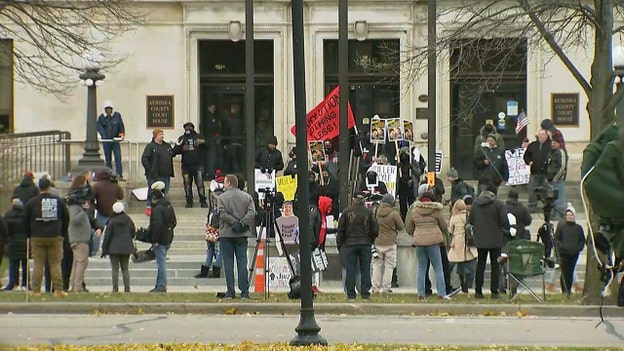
0,211,7,273
468,183,510,299
11,171,39,205
396,147,419,221
503,189,532,241
336,191,379,300
147,181,177,293
141,129,175,216
23,177,70,297
283,147,298,176
102,202,136,293
254,135,284,174
523,129,551,211
3,199,27,291
554,204,585,295
474,134,509,195
173,122,208,208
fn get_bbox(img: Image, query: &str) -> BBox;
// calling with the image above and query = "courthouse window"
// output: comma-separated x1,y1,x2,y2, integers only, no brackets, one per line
0,39,12,133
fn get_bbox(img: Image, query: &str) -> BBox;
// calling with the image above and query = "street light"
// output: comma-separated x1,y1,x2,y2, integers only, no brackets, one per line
77,49,106,169
613,45,624,126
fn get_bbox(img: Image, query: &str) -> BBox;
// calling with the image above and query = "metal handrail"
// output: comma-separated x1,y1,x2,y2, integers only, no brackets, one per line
0,130,71,189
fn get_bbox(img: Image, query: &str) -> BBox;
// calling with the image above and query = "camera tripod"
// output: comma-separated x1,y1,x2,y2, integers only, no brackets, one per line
537,198,569,295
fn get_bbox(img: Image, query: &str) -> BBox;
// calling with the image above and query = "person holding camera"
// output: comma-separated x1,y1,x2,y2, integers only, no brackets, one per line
217,174,256,299
148,181,177,293
523,129,551,212
255,135,284,175
173,122,208,208
546,135,568,218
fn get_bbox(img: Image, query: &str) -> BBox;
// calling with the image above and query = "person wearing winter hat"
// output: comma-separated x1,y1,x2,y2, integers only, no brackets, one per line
551,203,585,295
97,100,126,180
372,194,404,294
141,129,174,216
283,147,298,177
102,201,136,293
446,168,475,208
474,133,509,195
2,198,28,291
173,122,208,208
254,135,284,174
546,134,568,218
11,170,39,205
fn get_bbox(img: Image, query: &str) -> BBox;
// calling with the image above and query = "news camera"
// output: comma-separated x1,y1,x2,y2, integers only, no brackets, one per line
258,187,277,204
534,183,559,203
65,187,91,206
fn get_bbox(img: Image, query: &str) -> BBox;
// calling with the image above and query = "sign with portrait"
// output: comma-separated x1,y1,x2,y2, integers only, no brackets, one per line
146,95,174,128
403,120,414,142
308,140,326,163
386,118,404,142
370,117,386,144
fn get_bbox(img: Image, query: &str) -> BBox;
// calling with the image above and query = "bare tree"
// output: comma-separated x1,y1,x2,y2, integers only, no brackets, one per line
397,0,624,304
0,0,142,99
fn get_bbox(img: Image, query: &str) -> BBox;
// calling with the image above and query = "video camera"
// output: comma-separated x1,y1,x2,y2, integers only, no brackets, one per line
258,187,276,204
65,187,91,206
534,183,559,203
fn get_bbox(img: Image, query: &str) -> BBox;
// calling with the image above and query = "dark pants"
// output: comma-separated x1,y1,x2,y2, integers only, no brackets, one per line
110,254,131,292
345,244,372,299
205,141,218,179
527,174,547,208
7,258,27,288
102,141,123,177
182,165,206,204
220,237,249,297
559,253,579,294
227,144,243,173
475,247,501,295
399,185,416,221
425,245,453,293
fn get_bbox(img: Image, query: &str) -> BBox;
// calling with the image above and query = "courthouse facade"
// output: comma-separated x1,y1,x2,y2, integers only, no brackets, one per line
0,0,597,180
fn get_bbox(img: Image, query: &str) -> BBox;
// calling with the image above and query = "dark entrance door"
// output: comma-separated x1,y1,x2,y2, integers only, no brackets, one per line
451,81,527,179
198,40,274,177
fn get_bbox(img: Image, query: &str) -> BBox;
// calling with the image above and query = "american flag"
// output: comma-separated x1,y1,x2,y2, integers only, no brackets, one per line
515,111,528,134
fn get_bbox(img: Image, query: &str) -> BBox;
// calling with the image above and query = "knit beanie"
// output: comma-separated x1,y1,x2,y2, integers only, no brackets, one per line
382,193,395,206
565,202,576,217
446,168,459,179
112,201,125,214
152,128,164,139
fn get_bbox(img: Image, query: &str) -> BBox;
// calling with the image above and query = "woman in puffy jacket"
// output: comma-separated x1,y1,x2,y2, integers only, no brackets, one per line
447,199,477,293
102,202,136,293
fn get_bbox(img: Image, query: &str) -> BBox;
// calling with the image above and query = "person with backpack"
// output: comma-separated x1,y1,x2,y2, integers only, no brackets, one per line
446,168,475,209
372,194,404,294
148,181,177,293
447,199,477,293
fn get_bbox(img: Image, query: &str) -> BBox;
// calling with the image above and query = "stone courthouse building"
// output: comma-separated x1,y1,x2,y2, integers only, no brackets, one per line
0,0,598,180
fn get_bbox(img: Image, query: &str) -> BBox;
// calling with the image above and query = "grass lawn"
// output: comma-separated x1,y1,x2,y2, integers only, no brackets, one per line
0,289,584,305
0,343,620,351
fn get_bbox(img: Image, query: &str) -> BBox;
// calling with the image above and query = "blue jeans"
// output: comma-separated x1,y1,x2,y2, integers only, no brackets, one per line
204,241,222,268
92,213,109,256
153,244,170,288
146,177,171,208
220,237,249,297
553,179,566,217
102,141,123,177
416,245,446,297
345,244,372,299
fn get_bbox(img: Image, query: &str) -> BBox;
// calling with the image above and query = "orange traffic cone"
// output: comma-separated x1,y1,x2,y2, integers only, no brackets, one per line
254,241,265,293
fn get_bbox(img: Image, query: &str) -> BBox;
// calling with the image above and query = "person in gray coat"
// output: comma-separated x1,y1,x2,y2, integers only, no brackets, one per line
217,174,256,299
67,198,101,293
102,202,136,293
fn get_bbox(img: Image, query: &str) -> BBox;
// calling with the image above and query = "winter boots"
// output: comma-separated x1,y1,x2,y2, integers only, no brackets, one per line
459,275,468,293
194,265,210,278
211,266,221,278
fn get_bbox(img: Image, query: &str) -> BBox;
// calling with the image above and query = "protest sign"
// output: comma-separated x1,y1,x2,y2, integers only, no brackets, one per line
366,164,398,197
370,117,386,144
403,120,414,142
505,147,530,185
254,169,276,196
387,118,404,142
276,175,297,201
435,150,443,174
309,140,326,163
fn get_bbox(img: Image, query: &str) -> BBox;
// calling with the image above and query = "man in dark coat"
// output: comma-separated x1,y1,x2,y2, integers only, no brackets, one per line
283,147,298,176
173,122,208,208
474,134,509,194
468,183,510,299
141,129,175,215
523,129,551,211
254,135,284,174
147,181,177,293
397,147,419,221
0,210,7,270
3,199,27,290
503,189,532,241
11,171,39,205
336,191,379,300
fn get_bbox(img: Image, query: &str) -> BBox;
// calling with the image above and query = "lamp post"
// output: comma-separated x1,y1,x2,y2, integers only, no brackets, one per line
77,50,105,169
427,0,437,179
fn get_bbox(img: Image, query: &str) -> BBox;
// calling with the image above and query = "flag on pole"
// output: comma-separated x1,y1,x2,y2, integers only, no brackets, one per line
515,111,528,134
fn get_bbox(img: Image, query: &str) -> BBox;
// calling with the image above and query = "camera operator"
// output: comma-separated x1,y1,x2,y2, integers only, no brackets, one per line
545,135,568,218
255,135,284,175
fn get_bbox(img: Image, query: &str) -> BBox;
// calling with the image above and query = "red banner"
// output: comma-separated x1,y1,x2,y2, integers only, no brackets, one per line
290,86,355,141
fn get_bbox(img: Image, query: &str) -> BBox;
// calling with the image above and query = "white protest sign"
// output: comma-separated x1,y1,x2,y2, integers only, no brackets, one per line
268,257,293,291
254,168,276,197
435,150,443,174
366,164,397,197
505,147,530,185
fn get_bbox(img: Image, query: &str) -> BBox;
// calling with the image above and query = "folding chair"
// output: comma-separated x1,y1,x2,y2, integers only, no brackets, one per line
506,239,546,302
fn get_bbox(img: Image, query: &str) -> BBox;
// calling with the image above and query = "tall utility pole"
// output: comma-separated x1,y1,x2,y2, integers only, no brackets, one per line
427,0,437,179
290,0,328,345
338,0,349,211
245,0,255,195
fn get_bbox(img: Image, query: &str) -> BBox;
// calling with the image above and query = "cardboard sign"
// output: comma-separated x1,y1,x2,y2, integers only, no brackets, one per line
309,140,326,163
254,168,276,196
403,120,414,142
386,118,404,142
435,150,443,174
370,117,386,144
276,175,297,201
366,164,397,197
275,215,299,244
289,86,355,141
505,147,530,185
268,257,293,290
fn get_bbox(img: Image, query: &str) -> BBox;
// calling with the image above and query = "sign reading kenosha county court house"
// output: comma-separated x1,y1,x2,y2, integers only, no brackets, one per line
146,95,174,128
551,93,579,126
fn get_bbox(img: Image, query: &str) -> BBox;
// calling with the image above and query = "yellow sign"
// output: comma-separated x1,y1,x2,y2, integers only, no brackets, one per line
427,172,435,187
276,175,298,201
